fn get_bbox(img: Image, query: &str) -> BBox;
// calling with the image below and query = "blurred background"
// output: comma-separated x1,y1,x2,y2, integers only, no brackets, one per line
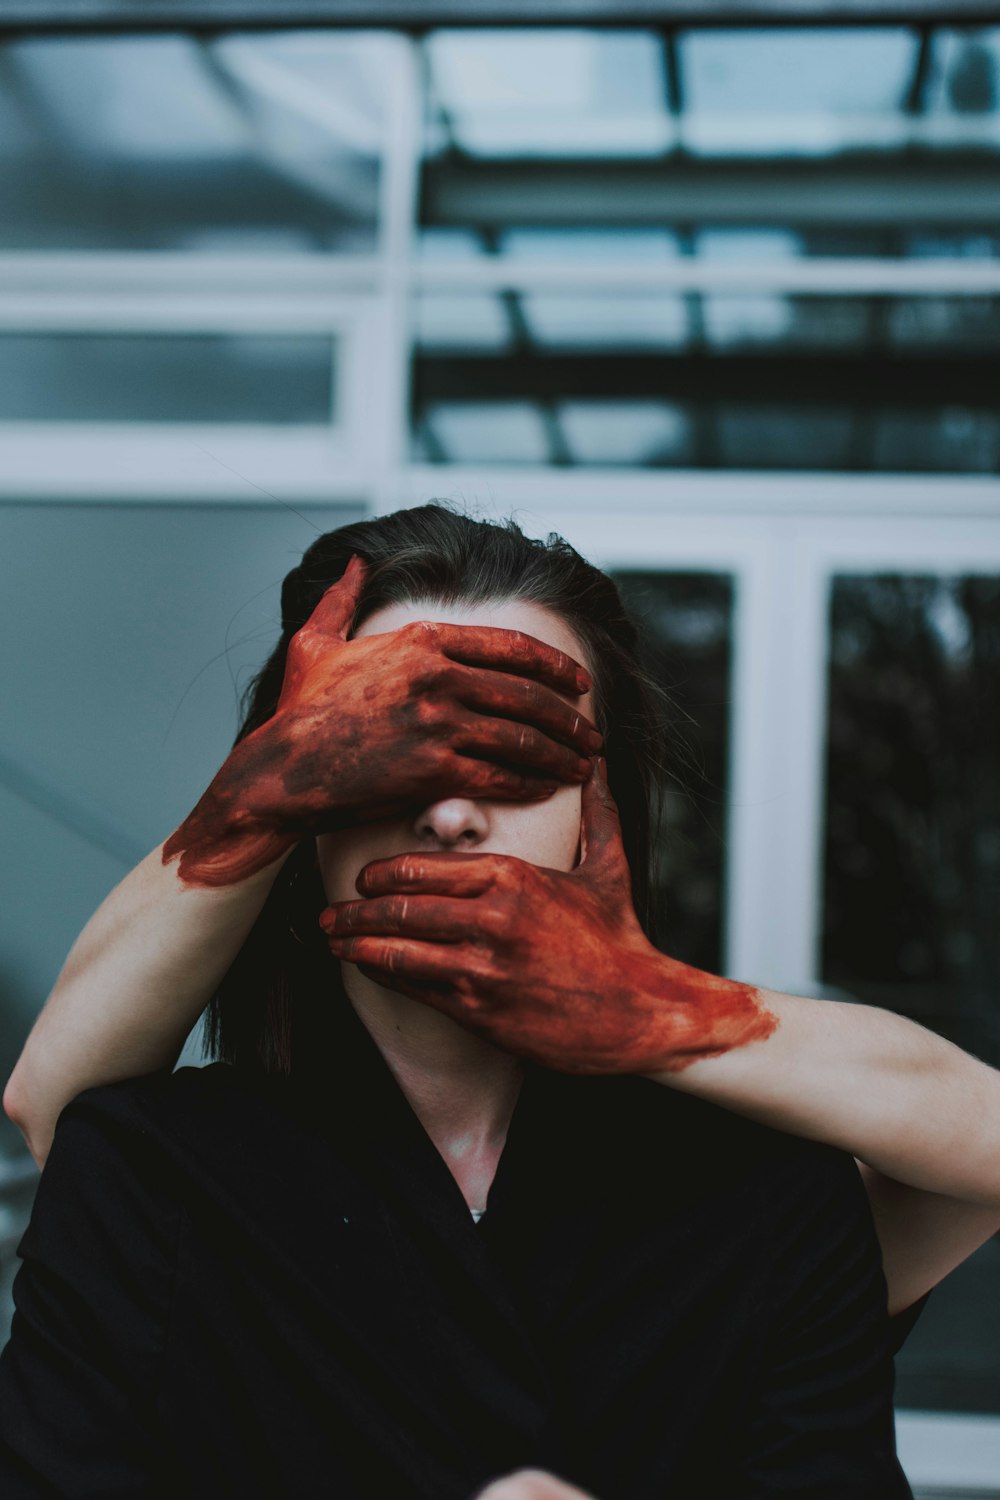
0,1,998,1493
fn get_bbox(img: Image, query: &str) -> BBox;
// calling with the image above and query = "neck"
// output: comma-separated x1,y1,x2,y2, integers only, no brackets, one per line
342,968,526,1157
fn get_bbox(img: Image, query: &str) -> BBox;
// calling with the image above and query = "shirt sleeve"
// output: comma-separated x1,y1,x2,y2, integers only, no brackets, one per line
0,1086,183,1498
733,1145,913,1499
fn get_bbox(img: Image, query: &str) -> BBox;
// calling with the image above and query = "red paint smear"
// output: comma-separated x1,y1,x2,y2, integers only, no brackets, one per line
320,760,779,1075
163,555,600,889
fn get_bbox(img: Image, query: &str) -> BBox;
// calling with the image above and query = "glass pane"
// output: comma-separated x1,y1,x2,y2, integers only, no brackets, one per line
410,293,1000,470
419,225,1000,265
612,571,734,976
559,402,691,466
683,28,919,155
424,30,672,158
0,334,334,423
522,294,689,350
822,574,1000,1059
0,32,388,252
822,573,1000,1413
416,402,550,464
926,28,1000,125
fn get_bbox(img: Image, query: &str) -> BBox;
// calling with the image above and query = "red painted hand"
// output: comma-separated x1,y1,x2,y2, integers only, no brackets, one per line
163,555,602,887
321,759,777,1075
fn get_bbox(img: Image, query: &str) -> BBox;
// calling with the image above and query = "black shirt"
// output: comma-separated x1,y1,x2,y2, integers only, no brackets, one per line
0,994,912,1499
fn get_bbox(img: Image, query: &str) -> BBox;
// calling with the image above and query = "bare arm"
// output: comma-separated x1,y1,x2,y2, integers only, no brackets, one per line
645,991,1000,1314
2,840,289,1168
4,558,601,1170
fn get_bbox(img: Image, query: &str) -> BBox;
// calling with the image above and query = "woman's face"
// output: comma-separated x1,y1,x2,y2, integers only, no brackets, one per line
315,597,598,910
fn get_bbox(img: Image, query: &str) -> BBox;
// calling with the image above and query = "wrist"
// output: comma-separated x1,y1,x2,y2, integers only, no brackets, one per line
162,733,300,888
634,947,779,1076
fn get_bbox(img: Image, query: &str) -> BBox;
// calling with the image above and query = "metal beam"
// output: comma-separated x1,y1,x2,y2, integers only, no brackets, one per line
413,350,1000,413
3,1,1000,33
425,155,1000,229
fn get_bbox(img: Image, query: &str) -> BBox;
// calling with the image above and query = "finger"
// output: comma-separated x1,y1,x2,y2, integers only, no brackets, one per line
434,624,591,698
453,666,602,755
321,894,482,943
328,934,482,986
446,758,562,804
304,553,368,641
339,762,561,823
453,718,592,783
577,756,628,878
355,851,511,899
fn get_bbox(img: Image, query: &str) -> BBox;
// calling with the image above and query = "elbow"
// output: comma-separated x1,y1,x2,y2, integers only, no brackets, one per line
3,1071,48,1171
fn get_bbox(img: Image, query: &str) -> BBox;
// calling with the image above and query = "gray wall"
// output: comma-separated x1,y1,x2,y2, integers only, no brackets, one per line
0,500,364,1094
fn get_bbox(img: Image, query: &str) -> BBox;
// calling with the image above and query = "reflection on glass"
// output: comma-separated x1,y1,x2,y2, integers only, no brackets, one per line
714,406,855,469
419,225,1000,264
559,403,691,466
414,402,549,465
683,28,919,154
411,289,999,470
823,573,1000,1416
926,29,1000,122
520,294,688,349
887,296,1000,349
0,32,387,252
501,228,684,263
414,295,512,351
873,409,1000,472
612,572,733,975
822,574,1000,1065
423,30,672,158
424,24,1000,163
0,334,335,423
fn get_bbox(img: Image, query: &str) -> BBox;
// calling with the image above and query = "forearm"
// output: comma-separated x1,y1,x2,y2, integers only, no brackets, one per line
3,838,290,1167
644,987,1000,1206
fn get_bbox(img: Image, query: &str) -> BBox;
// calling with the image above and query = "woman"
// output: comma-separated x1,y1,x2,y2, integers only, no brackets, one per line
1,503,996,1496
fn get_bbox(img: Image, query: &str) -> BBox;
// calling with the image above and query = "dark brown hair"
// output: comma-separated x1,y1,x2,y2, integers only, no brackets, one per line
203,501,674,1079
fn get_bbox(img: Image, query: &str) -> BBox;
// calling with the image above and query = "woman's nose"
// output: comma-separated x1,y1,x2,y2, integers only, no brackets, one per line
414,797,490,848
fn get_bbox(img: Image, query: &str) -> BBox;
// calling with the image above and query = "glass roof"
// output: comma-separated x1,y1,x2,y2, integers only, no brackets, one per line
0,30,391,251
424,29,672,158
414,24,1000,473
423,25,1000,159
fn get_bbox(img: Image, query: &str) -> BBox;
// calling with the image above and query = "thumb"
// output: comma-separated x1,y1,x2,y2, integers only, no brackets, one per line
309,553,369,642
577,757,630,884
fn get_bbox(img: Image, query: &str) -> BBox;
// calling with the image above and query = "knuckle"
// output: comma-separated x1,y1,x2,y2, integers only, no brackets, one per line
416,696,445,731
454,970,486,1007
516,724,537,755
388,895,410,926
409,619,441,646
494,861,521,896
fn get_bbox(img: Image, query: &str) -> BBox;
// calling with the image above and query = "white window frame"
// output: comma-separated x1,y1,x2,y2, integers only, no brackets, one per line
0,278,384,501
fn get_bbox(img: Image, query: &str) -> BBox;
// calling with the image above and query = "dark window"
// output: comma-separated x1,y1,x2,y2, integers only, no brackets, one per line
822,572,1000,1415
612,571,734,976
822,574,1000,1065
